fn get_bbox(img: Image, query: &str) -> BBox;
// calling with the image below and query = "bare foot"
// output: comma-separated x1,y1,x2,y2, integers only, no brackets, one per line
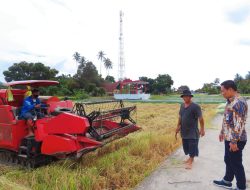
185,157,194,169
185,162,192,170
183,158,190,163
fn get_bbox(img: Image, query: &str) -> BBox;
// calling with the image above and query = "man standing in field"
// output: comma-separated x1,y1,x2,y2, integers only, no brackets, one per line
213,80,248,190
175,90,205,169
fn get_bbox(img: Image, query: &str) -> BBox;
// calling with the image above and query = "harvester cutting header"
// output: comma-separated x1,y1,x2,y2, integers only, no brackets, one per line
0,80,140,168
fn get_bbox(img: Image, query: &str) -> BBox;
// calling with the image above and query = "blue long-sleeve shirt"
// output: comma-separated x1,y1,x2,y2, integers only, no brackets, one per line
20,96,41,117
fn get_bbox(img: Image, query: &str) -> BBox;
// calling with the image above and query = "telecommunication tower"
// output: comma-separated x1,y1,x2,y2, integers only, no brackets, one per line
118,10,125,81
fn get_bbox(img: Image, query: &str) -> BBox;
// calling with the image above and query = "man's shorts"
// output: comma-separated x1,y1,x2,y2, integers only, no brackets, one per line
22,112,44,120
182,139,199,157
23,112,36,120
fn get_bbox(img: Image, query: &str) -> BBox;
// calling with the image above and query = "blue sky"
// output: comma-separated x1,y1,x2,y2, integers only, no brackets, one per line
227,5,250,24
0,0,250,90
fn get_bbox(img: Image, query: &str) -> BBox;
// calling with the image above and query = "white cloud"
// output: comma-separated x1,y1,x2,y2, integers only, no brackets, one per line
0,0,250,89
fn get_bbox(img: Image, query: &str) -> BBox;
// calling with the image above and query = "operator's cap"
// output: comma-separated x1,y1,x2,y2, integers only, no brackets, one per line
180,90,193,97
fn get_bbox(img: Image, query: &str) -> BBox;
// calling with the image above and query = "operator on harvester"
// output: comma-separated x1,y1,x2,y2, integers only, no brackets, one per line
20,88,45,137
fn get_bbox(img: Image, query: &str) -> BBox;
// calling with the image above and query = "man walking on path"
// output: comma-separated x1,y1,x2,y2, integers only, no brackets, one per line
175,90,205,169
213,80,248,190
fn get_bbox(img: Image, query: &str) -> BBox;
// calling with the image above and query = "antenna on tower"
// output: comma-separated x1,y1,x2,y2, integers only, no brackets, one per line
118,10,125,81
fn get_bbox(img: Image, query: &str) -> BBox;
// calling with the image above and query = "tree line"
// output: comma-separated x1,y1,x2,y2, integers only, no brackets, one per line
234,72,250,94
2,51,115,98
1,51,175,97
194,72,250,95
2,57,249,96
139,75,173,94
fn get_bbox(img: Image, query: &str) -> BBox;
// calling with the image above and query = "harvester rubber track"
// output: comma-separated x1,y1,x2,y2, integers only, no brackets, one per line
0,137,55,168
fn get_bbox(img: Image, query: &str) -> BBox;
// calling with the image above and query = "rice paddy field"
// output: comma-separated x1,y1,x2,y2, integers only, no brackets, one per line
149,94,226,103
0,102,219,190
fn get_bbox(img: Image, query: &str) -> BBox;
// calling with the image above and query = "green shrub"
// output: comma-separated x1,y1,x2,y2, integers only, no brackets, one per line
98,87,106,96
74,89,89,100
86,83,97,93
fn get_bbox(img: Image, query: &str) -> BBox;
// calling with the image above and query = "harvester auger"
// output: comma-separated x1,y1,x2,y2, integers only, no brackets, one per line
0,80,140,168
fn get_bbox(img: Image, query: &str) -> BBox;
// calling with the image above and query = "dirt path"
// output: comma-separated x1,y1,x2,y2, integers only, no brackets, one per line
135,101,250,190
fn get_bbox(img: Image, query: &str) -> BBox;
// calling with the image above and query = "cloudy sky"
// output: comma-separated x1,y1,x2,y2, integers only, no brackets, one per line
0,0,250,89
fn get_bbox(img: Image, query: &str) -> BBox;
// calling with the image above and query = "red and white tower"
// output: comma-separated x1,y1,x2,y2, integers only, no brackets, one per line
118,10,125,81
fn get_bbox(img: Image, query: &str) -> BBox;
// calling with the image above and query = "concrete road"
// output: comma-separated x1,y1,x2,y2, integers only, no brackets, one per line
135,101,250,190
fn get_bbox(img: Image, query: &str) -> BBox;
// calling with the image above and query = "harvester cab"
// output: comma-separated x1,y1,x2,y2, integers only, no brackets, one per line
0,80,140,168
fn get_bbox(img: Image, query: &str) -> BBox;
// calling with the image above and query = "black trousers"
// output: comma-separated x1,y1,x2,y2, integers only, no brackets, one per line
224,141,247,189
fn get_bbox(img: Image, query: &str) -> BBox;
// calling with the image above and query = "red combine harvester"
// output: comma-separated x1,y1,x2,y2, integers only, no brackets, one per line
0,80,139,168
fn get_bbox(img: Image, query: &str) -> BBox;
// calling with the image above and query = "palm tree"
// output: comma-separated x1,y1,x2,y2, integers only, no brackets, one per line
79,56,86,65
97,51,106,76
73,52,81,63
104,58,113,76
73,52,81,72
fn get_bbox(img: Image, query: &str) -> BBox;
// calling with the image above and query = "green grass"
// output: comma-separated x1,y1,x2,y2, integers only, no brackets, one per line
61,93,249,103
60,93,227,104
241,94,250,98
149,94,225,104
59,96,113,102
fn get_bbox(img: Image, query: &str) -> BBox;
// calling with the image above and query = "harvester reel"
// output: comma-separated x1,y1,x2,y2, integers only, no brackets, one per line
73,100,139,141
